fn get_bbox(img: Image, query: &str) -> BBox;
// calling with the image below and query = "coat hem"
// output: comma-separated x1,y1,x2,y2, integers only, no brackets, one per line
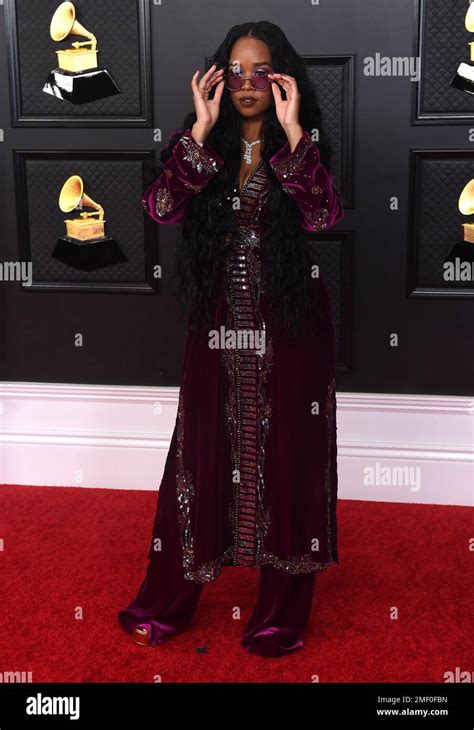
182,550,340,584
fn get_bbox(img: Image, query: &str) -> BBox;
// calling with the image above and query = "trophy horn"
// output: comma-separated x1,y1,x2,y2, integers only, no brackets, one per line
466,2,474,33
458,179,474,216
59,175,104,221
50,2,96,48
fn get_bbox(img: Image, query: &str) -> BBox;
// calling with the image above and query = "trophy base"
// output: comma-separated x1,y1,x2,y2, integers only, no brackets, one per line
449,69,474,95
43,68,121,104
444,240,474,265
52,236,128,271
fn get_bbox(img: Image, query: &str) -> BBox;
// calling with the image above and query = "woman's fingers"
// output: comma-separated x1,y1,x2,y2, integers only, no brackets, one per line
191,69,201,97
200,68,224,96
270,77,283,104
194,65,224,98
281,74,299,100
199,63,217,86
192,63,214,93
191,65,217,95
210,70,225,90
269,72,298,98
198,64,223,89
191,66,224,126
268,72,288,94
211,78,225,106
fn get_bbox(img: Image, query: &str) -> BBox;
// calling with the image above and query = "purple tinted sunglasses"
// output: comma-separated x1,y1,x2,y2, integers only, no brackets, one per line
225,68,272,91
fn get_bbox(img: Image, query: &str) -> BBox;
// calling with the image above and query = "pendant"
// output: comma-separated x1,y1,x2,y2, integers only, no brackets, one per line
241,138,262,165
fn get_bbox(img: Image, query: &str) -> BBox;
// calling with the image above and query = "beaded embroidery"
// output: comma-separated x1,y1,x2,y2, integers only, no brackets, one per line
314,206,329,230
180,131,220,175
176,391,234,583
270,131,314,180
154,187,173,217
222,219,274,566
270,131,333,232
324,375,338,562
175,391,196,579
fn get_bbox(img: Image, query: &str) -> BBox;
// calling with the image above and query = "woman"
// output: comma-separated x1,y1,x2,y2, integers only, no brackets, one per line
118,20,344,659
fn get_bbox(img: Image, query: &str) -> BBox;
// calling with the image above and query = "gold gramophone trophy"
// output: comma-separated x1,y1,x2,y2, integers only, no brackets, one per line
52,175,127,270
450,1,474,94
43,1,121,104
444,179,474,266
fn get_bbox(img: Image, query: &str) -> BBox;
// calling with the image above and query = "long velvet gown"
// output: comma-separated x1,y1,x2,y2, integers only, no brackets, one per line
118,126,345,658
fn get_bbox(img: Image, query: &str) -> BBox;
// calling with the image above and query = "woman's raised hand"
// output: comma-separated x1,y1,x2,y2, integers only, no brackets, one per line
268,73,301,129
191,64,225,144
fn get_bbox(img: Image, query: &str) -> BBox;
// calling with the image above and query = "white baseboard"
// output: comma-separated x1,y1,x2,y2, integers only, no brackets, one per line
0,382,472,505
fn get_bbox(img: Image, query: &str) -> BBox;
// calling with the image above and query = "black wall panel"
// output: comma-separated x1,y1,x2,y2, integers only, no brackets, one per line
14,150,158,291
6,0,152,125
408,149,474,296
413,0,474,123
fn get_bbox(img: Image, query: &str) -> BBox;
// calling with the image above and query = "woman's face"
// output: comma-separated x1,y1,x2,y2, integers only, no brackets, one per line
226,37,274,119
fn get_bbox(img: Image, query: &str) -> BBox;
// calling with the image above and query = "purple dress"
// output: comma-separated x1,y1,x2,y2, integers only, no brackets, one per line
118,127,344,657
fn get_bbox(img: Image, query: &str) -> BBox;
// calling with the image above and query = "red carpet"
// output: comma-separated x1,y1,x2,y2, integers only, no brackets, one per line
0,484,471,683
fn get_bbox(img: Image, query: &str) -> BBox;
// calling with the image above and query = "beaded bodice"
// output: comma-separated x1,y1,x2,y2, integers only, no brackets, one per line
222,158,273,569
234,159,269,228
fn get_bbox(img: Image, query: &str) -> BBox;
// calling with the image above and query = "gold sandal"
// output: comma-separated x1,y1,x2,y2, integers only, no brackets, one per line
132,625,151,646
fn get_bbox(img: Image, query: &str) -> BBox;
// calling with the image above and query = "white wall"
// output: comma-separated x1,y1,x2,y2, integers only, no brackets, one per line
0,382,472,505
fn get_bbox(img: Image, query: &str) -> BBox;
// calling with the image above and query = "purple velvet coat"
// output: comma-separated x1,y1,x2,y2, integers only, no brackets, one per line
141,127,344,583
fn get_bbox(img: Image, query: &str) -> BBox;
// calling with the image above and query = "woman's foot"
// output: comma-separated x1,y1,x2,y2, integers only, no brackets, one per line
132,624,151,646
241,628,304,658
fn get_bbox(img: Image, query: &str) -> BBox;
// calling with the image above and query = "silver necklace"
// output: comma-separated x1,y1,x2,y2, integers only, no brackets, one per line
241,136,263,164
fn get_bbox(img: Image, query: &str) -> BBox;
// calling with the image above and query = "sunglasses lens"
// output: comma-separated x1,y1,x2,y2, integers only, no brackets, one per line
253,73,270,90
226,72,243,90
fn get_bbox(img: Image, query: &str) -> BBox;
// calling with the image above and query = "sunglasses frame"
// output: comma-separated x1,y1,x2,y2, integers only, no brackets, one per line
224,69,272,92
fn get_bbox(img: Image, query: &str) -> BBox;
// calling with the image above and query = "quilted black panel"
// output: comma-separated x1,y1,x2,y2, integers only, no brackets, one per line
307,236,352,369
417,0,474,119
410,151,474,291
17,153,152,284
307,63,344,192
8,0,148,121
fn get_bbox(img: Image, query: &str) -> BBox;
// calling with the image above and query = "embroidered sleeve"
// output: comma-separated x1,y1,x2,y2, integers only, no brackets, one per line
269,129,344,232
142,127,224,224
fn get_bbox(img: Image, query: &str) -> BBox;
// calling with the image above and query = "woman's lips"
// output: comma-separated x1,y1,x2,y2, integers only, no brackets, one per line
239,97,257,106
